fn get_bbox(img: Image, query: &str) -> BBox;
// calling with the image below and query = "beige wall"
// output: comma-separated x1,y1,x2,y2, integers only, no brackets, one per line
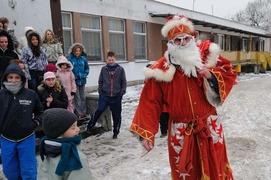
101,16,109,61
147,23,164,61
125,19,134,62
72,12,82,43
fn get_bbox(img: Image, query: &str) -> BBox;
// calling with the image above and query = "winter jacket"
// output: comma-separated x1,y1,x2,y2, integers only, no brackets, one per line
0,62,43,141
67,43,89,86
99,63,127,97
38,84,68,110
21,45,48,80
56,56,76,101
0,48,19,59
38,141,92,180
0,29,19,59
42,42,63,64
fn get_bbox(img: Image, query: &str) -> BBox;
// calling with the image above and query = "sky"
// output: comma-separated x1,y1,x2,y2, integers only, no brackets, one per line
1,71,270,179
155,0,254,19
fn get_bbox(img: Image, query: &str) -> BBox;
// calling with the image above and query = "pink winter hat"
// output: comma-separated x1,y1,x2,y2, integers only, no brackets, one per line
44,71,56,81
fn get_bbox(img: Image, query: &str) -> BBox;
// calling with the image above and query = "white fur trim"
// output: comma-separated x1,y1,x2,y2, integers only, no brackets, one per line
143,64,176,82
161,15,194,38
205,43,220,68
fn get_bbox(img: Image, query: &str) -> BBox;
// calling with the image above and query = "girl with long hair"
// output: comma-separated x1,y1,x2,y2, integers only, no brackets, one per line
21,31,47,92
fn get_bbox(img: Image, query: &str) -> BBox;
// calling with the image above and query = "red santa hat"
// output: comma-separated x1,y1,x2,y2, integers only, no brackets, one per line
161,15,196,40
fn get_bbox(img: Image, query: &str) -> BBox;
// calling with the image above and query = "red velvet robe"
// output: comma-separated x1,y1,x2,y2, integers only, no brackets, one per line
130,41,237,180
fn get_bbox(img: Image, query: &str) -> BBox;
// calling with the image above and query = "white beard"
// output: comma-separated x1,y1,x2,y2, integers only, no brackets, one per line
167,41,203,77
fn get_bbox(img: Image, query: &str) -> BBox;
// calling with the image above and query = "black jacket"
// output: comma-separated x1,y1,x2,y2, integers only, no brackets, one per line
0,48,19,59
0,62,44,141
38,85,68,110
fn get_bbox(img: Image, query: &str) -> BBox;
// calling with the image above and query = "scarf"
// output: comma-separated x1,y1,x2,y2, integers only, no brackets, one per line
39,135,83,175
3,81,23,94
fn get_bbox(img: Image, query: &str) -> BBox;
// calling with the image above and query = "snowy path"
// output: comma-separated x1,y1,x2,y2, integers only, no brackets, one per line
0,73,271,179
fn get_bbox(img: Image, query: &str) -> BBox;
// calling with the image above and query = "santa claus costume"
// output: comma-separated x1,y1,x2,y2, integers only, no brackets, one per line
130,15,237,180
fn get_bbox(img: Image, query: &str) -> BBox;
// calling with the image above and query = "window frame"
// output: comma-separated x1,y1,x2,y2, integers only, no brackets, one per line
80,14,103,62
61,12,73,56
133,21,147,60
108,18,126,61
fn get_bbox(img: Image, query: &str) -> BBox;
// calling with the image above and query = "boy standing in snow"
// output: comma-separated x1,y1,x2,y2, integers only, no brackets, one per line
86,51,127,139
38,108,92,180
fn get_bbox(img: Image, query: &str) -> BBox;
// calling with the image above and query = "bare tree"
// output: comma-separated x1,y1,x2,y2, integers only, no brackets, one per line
231,0,271,32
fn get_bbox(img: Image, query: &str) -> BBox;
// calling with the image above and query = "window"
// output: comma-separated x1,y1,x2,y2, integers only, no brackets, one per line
218,34,225,51
108,18,126,60
133,21,146,60
62,12,73,56
227,36,231,51
81,15,102,61
242,39,248,51
260,39,264,51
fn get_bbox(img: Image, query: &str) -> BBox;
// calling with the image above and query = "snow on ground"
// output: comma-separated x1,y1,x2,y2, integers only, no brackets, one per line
0,72,271,180
82,71,271,180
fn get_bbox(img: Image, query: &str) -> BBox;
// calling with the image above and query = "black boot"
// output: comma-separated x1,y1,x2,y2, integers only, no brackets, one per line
85,115,96,133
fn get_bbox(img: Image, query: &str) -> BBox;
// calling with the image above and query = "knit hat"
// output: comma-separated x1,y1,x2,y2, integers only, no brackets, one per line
43,71,56,81
42,108,78,138
161,15,195,40
45,63,57,72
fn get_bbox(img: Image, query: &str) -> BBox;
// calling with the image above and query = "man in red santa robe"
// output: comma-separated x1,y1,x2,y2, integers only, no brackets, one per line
130,14,237,180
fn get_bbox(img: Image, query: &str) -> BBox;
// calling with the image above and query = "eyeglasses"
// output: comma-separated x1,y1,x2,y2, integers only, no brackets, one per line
169,35,194,48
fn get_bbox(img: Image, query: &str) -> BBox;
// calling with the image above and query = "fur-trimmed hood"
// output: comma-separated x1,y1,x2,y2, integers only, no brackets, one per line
144,40,221,82
56,55,73,71
67,43,87,57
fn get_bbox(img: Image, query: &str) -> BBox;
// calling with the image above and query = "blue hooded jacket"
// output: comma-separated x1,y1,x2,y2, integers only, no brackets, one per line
67,43,89,86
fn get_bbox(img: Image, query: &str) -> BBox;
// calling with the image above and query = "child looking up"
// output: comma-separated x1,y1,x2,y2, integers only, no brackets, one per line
38,108,92,180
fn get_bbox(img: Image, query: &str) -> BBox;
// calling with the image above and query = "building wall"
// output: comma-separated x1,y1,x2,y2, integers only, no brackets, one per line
147,23,164,61
0,0,52,39
1,0,270,91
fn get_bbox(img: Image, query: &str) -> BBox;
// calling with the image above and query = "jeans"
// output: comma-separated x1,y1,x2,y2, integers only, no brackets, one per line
73,85,86,115
92,94,122,136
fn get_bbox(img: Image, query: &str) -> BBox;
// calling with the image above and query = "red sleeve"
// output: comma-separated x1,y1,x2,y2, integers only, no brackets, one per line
130,79,163,144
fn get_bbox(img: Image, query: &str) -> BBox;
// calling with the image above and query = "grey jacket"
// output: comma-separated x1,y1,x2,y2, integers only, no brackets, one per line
42,42,63,63
38,145,92,180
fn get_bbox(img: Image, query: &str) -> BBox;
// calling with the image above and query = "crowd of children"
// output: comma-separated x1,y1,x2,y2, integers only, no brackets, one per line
0,16,92,179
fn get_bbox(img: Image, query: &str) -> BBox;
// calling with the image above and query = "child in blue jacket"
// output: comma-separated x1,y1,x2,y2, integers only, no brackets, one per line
68,43,89,118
